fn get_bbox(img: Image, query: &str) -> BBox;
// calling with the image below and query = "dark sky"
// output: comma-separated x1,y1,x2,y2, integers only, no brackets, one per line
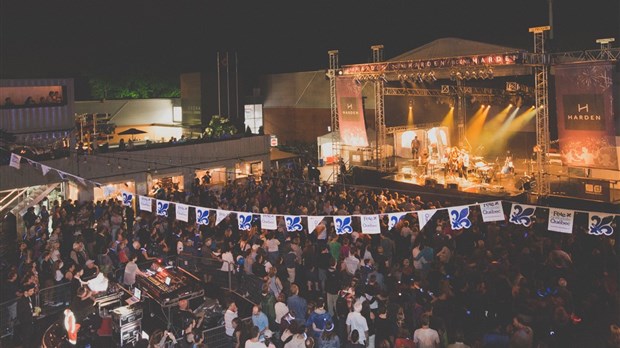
1,0,618,80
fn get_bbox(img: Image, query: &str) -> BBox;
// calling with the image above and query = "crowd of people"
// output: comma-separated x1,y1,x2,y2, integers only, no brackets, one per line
1,163,618,348
2,91,64,108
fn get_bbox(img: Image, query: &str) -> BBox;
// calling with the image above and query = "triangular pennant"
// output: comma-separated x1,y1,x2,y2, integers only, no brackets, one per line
417,209,437,231
58,170,68,181
448,205,472,230
587,212,616,236
215,210,231,226
9,153,21,169
285,215,304,232
195,207,211,225
307,216,325,234
509,203,537,227
76,177,87,186
41,164,51,176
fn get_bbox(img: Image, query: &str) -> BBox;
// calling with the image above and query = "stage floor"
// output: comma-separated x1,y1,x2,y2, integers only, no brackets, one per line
319,156,532,198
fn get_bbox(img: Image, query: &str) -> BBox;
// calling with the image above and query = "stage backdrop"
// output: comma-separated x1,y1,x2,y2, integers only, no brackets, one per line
554,61,618,170
336,77,369,147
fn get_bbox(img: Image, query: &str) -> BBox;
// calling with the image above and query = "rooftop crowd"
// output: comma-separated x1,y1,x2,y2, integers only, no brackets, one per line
1,163,618,348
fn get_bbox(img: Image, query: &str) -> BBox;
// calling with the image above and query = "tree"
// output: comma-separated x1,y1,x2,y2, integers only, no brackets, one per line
203,115,238,138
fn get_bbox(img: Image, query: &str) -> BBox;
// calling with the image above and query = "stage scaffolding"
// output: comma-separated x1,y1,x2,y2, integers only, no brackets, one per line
328,30,619,200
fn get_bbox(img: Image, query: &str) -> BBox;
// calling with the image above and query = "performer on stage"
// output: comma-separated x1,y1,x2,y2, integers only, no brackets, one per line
502,150,515,175
411,136,421,161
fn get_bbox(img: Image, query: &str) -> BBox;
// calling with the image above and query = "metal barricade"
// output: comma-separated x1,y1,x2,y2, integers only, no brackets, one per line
37,282,72,317
0,298,17,338
202,316,252,348
176,254,234,291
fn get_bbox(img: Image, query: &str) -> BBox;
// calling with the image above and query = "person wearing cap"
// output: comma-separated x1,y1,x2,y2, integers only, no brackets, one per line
16,283,37,347
263,329,276,348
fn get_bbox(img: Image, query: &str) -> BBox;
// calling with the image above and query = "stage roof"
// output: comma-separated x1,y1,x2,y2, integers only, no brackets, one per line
389,37,525,62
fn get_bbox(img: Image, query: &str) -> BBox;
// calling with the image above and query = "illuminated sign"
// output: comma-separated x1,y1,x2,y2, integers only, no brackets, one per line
342,52,523,75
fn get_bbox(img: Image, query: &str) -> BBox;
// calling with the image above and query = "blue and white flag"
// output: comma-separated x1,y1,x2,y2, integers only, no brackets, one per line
334,216,353,235
449,206,472,230
387,212,407,230
509,203,537,227
120,191,134,207
548,208,574,234
237,213,253,231
195,207,211,225
480,201,505,222
361,215,381,234
588,212,615,236
156,200,170,217
176,203,189,222
261,214,277,230
285,215,304,232
139,196,153,212
216,210,231,226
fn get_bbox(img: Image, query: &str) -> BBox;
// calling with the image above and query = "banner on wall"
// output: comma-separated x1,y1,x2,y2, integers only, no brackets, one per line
554,61,618,170
139,196,153,212
336,77,369,147
548,208,574,234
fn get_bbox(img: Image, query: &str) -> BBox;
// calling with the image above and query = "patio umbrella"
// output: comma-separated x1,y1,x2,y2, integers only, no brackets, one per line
117,128,147,136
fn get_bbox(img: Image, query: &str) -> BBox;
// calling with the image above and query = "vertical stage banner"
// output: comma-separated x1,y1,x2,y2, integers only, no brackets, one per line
554,61,618,170
336,77,369,146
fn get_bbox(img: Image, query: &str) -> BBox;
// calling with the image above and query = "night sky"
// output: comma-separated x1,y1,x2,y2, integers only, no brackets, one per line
1,0,618,81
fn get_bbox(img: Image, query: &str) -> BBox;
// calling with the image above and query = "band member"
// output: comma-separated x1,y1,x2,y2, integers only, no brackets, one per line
458,149,469,180
411,136,421,160
502,150,515,174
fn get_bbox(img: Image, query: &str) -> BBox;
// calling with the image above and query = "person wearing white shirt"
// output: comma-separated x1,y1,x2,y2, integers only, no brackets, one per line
245,325,267,348
220,247,236,273
274,293,289,325
413,315,440,348
346,302,369,345
343,254,360,277
224,302,239,338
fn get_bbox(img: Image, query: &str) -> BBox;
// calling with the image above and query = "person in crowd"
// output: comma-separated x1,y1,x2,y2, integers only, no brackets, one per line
346,302,368,346
287,284,308,325
306,297,332,338
413,314,440,348
16,283,37,347
225,301,239,342
252,304,270,338
123,252,148,287
246,325,267,348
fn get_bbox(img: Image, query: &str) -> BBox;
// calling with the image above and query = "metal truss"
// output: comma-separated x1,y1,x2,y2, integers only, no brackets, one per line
328,50,340,181
372,45,387,172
